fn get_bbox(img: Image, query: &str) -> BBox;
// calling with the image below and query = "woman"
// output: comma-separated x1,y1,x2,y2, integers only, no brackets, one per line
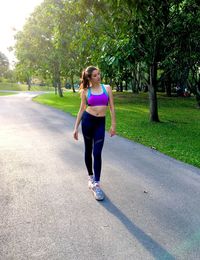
73,66,116,201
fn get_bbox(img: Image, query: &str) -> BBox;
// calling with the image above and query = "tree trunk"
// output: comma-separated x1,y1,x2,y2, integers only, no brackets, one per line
196,96,200,109
165,72,171,97
55,71,63,97
148,63,160,122
71,75,76,93
130,77,135,93
57,80,63,97
53,61,63,97
131,68,139,93
54,85,57,95
124,81,128,91
165,83,171,97
27,77,31,91
196,78,200,108
120,81,123,92
115,82,120,92
190,67,200,108
136,62,141,92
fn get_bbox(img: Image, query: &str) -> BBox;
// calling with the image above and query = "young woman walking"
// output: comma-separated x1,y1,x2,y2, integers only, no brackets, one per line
73,66,116,201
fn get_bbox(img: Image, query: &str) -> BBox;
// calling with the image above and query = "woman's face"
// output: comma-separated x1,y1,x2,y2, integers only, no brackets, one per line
90,69,101,85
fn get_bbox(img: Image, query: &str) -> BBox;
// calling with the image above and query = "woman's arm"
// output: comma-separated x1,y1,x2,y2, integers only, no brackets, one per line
107,85,116,137
73,89,87,140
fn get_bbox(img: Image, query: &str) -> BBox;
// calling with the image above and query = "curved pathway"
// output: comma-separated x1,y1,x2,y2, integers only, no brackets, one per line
0,92,200,260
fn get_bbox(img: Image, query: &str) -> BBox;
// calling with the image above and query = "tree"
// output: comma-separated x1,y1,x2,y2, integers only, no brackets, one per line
81,0,200,120
80,0,161,121
14,0,87,95
14,0,65,96
13,0,200,112
162,0,200,104
0,52,9,78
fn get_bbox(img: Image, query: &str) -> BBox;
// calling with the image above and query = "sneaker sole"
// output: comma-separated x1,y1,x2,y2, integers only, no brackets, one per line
91,189,105,201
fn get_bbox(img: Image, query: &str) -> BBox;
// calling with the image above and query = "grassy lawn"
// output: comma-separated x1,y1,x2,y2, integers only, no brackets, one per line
0,82,54,91
34,91,200,168
0,92,17,96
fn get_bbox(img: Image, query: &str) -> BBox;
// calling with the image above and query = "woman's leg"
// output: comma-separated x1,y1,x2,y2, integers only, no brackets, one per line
93,118,105,182
81,113,94,176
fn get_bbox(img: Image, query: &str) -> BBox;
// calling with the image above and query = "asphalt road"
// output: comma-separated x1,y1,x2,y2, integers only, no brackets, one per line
1,92,200,260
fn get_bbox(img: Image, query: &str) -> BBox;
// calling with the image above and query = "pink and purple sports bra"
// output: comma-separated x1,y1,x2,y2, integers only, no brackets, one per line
87,84,109,107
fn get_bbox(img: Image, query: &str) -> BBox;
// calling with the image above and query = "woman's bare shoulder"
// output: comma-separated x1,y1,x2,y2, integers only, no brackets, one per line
103,84,112,92
80,88,88,98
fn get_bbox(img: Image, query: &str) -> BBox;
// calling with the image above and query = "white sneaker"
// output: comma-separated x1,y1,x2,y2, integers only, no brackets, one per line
88,176,94,189
92,183,105,201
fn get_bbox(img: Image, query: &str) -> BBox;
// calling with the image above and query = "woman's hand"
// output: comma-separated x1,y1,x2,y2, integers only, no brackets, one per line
73,129,79,140
107,86,116,138
109,126,116,137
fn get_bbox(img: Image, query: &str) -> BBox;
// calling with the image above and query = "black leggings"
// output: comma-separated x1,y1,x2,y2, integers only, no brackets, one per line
81,111,105,182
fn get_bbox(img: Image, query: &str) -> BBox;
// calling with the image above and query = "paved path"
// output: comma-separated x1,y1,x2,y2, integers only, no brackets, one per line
1,92,200,260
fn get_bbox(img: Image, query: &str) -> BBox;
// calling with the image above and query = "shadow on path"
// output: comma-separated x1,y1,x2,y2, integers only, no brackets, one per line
100,196,175,260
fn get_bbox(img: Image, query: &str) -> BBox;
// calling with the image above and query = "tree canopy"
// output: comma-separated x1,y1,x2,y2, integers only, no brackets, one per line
14,0,200,119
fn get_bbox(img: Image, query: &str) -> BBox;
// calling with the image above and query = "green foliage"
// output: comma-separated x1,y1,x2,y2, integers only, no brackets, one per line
0,52,9,77
13,0,200,84
14,0,200,89
13,0,200,115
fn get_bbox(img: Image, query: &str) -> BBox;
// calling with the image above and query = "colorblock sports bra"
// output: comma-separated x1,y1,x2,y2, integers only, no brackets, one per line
87,84,109,107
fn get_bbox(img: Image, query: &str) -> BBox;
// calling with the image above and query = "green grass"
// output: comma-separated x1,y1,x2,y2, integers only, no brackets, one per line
34,92,200,168
0,82,54,91
0,91,17,96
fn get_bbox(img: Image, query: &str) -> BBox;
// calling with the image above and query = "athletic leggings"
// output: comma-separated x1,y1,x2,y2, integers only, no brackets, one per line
81,111,105,182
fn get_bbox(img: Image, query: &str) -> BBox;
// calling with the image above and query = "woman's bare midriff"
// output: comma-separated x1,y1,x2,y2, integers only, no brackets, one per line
86,106,107,117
